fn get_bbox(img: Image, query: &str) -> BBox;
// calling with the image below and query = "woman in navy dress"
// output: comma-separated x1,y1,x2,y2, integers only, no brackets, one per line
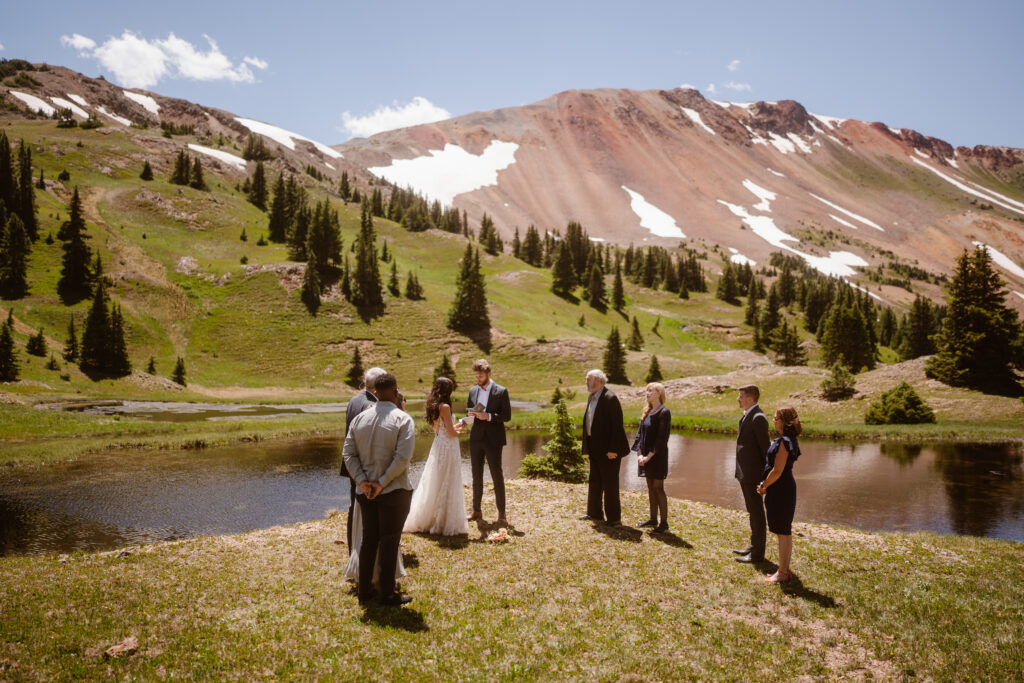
632,382,672,532
757,406,801,583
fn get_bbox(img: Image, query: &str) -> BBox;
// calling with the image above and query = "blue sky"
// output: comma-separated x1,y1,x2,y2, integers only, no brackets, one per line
5,0,1022,148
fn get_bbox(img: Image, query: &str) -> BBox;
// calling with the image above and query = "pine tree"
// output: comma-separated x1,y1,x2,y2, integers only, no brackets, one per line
339,171,351,201
57,187,92,303
340,255,352,301
139,160,154,181
926,246,1022,392
267,173,289,242
821,303,875,372
586,261,606,310
189,157,207,190
612,262,625,310
512,227,521,259
387,260,400,296
0,131,15,213
433,353,456,386
900,295,937,360
627,316,644,351
172,357,187,386
0,212,30,299
170,150,191,185
108,304,131,376
744,285,760,325
16,141,37,241
404,270,423,300
79,276,110,373
519,399,587,483
760,284,781,338
447,244,490,333
550,241,576,298
771,319,807,366
242,133,272,161
645,355,664,383
63,315,78,361
345,347,364,388
715,262,740,305
351,201,384,308
0,319,18,382
26,328,46,356
146,356,156,374
521,225,543,266
248,161,267,210
301,252,321,314
603,326,629,384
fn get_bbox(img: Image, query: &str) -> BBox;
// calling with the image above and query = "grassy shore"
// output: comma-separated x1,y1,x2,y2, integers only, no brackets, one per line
1,479,1022,680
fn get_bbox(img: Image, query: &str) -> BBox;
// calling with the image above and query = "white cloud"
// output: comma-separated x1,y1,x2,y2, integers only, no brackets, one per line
706,83,718,95
243,56,268,70
679,82,696,89
60,33,97,54
0,41,5,51
61,30,262,89
341,97,452,138
728,59,741,72
723,81,752,92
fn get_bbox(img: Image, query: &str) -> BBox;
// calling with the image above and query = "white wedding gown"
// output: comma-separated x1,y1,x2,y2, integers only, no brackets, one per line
403,427,469,536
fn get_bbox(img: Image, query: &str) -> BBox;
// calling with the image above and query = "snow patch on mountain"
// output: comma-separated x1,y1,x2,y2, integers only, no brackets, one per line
67,93,89,108
911,157,1024,217
743,180,775,212
96,106,131,126
829,214,858,230
50,96,88,119
812,114,847,129
622,187,686,238
787,133,812,154
680,107,715,135
368,141,518,206
809,193,884,231
1015,291,1024,301
766,168,785,177
123,90,160,115
914,148,930,159
728,247,755,266
235,117,343,159
767,133,796,154
187,144,247,171
9,91,56,116
973,242,1024,280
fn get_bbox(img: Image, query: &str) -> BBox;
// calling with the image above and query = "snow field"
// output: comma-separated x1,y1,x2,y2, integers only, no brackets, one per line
621,187,686,239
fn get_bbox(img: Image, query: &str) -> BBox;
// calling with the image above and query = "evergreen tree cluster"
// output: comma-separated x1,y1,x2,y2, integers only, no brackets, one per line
477,213,504,255
169,150,207,190
380,184,467,234
242,133,273,161
0,312,18,382
79,264,130,377
350,201,384,309
447,244,489,333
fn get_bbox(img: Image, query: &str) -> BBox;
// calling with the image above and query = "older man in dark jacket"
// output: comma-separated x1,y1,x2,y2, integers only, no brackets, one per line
580,369,630,526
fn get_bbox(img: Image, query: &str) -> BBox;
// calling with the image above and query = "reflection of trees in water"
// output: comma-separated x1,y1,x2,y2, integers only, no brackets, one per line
879,443,924,466
0,496,125,555
933,442,1024,537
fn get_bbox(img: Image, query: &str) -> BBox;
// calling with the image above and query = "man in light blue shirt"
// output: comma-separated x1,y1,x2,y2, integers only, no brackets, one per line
343,373,415,606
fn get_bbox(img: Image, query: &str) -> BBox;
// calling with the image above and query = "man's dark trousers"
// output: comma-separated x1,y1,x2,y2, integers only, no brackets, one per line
587,454,622,523
356,488,412,601
469,440,505,517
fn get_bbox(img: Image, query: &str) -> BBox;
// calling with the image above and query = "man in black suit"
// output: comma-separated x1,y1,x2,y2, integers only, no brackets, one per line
467,359,512,526
342,366,386,551
581,369,630,526
734,384,770,563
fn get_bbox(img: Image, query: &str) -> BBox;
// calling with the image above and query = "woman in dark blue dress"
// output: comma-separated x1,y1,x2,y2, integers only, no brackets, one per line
632,382,672,532
757,406,801,583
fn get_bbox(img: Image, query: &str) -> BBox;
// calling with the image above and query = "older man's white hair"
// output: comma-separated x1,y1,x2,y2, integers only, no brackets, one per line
363,367,387,389
586,369,607,383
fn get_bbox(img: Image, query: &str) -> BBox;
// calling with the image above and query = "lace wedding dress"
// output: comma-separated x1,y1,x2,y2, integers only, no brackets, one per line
403,426,469,536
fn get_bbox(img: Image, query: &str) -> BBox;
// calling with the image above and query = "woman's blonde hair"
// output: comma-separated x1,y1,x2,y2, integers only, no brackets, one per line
774,406,803,437
641,382,667,419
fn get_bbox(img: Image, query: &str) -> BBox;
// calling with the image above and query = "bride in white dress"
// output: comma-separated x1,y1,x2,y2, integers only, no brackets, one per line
404,377,469,536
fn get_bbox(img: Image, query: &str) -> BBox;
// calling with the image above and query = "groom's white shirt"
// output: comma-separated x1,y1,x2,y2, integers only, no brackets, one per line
343,401,415,494
476,380,492,412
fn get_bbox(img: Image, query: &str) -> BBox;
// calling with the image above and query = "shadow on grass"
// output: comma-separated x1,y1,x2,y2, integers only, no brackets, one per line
401,551,420,568
779,576,838,608
594,522,643,543
409,532,470,550
649,530,693,549
360,604,429,632
469,519,526,544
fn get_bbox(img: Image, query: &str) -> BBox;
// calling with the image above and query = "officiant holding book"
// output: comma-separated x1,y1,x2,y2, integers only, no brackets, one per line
466,359,512,526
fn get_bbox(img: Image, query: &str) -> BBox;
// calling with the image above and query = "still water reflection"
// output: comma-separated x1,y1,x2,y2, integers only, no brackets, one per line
1,432,1022,555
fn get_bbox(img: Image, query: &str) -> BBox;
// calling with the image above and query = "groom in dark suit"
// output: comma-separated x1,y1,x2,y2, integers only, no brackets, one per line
581,369,630,526
467,359,512,526
734,384,770,563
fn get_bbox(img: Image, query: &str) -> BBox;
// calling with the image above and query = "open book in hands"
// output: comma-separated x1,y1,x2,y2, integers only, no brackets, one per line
460,402,486,425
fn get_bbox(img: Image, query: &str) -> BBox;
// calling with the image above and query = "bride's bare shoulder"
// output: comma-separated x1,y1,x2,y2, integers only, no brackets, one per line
439,403,452,415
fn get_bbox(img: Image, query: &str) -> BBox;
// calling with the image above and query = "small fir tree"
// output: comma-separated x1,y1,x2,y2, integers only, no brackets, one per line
900,295,937,360
627,316,644,351
771,319,807,366
820,363,856,401
550,241,577,298
170,150,190,185
865,383,936,425
79,276,110,373
172,357,187,386
715,262,740,305
56,187,92,303
139,160,154,181
433,353,456,387
0,320,18,382
519,399,586,483
26,328,46,356
346,347,364,388
189,157,207,190
17,141,38,241
821,303,875,372
301,253,321,314
146,356,156,374
612,262,626,310
645,355,664,383
387,260,400,296
63,315,78,361
0,212,31,299
404,270,423,300
248,161,267,210
603,326,629,384
447,244,490,333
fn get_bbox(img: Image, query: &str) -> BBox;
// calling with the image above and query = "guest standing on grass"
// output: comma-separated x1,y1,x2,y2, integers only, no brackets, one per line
733,384,770,564
580,369,630,526
343,366,386,551
343,373,415,606
757,406,802,583
632,382,672,532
